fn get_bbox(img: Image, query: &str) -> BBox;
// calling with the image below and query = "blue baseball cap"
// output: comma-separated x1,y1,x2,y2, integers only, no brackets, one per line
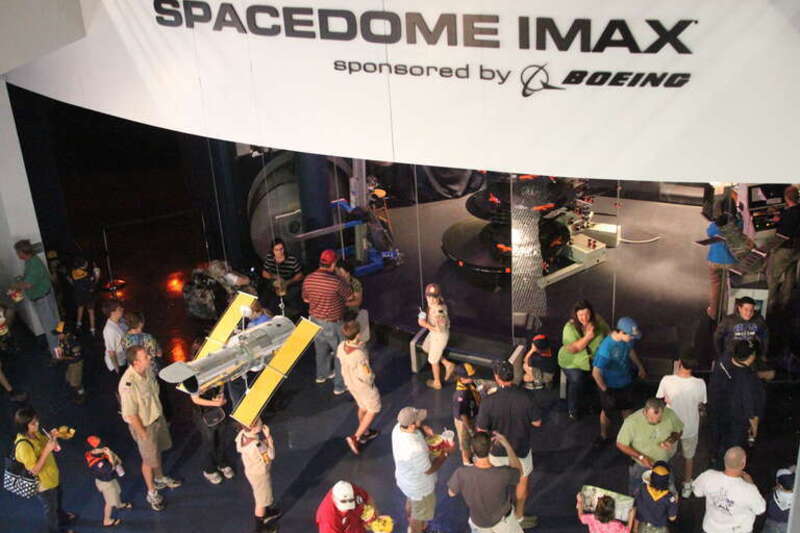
616,317,642,340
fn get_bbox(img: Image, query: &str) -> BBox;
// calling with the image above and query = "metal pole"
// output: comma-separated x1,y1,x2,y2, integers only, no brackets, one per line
351,159,368,263
199,209,211,262
102,226,114,283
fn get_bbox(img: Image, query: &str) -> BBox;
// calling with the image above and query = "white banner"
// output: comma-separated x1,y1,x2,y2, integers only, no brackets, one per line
6,0,800,181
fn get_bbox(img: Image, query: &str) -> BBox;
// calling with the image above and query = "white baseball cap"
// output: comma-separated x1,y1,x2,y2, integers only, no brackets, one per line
332,480,356,511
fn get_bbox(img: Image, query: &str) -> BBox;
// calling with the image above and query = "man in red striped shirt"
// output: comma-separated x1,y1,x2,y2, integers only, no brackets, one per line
303,250,353,395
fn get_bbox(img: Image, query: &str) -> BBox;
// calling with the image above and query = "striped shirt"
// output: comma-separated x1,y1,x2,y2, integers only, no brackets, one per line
302,270,352,322
262,253,302,280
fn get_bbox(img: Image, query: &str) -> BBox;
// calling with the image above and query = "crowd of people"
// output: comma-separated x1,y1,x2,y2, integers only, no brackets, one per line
2,183,798,533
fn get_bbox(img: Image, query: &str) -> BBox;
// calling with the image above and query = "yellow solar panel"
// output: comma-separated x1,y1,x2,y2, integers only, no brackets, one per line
269,318,320,374
195,292,257,361
231,367,283,427
230,318,320,427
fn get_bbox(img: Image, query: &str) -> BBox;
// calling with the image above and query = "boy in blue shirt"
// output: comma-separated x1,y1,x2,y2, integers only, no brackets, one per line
706,214,738,319
592,317,646,446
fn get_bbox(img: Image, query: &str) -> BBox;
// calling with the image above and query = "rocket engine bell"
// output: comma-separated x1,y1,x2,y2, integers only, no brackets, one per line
159,316,295,395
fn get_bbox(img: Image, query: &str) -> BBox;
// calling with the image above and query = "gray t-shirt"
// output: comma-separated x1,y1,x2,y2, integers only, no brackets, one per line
447,465,519,528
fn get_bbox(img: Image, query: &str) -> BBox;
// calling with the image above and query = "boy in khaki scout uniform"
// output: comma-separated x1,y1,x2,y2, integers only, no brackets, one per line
118,344,181,511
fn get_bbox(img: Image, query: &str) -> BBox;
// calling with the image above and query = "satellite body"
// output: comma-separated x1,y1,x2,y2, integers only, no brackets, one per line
159,316,295,395
159,292,320,427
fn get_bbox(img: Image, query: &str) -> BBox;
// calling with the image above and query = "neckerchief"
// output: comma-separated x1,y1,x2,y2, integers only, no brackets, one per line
646,485,669,501
456,381,481,406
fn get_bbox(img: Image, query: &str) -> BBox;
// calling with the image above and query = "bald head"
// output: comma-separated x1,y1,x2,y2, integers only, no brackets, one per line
724,446,747,471
786,185,799,205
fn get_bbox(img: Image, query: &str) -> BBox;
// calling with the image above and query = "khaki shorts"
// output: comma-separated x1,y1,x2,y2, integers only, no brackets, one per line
680,435,699,459
469,509,524,533
65,360,83,389
408,491,436,522
489,451,533,478
245,463,273,508
95,478,122,508
423,331,448,365
454,418,472,454
351,386,381,414
130,416,172,468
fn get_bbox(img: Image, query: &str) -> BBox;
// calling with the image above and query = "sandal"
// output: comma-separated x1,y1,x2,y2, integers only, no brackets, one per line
118,502,133,510
425,379,442,390
103,518,122,527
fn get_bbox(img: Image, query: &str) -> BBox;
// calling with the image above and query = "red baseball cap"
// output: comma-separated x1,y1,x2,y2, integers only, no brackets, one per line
320,249,338,266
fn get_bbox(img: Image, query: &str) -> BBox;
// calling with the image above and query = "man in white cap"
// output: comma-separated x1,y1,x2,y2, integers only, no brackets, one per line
315,480,374,533
392,406,450,533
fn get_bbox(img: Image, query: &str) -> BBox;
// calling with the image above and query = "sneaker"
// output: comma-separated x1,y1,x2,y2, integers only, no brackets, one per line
681,481,693,499
327,371,336,380
333,387,348,396
358,429,380,443
346,435,360,455
154,476,182,490
518,515,538,528
9,389,28,403
592,436,611,449
263,506,282,524
219,466,235,479
568,410,579,421
315,376,327,384
146,491,164,511
203,471,223,485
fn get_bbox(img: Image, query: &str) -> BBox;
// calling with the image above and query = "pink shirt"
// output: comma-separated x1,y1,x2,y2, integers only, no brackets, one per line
579,513,630,533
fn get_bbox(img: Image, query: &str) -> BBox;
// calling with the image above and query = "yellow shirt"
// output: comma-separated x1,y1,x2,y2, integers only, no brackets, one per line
119,365,163,427
14,433,59,491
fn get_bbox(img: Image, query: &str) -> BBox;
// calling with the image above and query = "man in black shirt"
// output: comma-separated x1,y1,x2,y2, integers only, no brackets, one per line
767,185,800,311
448,432,524,532
260,238,304,318
708,340,765,467
476,361,542,529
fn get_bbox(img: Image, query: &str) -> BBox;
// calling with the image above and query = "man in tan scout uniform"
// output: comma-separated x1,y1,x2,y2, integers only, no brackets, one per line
119,345,181,511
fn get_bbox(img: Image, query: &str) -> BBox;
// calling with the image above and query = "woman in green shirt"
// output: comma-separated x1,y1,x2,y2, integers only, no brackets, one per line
557,299,610,420
14,406,77,533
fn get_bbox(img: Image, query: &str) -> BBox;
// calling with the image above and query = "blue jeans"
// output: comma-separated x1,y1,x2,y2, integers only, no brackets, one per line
31,292,60,352
311,317,344,390
37,486,68,532
562,368,588,414
762,519,788,533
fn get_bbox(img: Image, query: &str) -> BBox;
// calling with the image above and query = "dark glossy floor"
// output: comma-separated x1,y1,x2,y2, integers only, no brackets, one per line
1,323,798,533
1,196,798,533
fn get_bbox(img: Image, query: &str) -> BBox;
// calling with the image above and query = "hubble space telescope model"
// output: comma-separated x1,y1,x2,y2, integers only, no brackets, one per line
159,292,320,427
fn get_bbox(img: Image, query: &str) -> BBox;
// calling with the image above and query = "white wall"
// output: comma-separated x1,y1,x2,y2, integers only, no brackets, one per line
0,78,48,335
0,0,84,74
5,0,800,181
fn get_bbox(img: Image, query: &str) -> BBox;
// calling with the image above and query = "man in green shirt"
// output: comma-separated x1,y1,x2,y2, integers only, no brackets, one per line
616,398,683,495
12,240,59,352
